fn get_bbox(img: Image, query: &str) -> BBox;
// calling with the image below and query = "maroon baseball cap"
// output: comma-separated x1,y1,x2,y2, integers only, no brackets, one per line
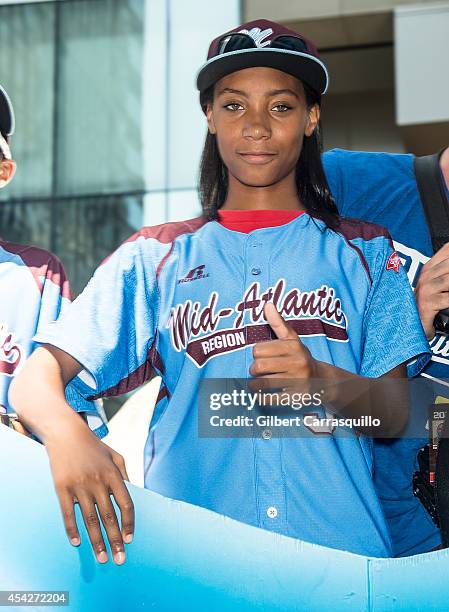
196,19,329,98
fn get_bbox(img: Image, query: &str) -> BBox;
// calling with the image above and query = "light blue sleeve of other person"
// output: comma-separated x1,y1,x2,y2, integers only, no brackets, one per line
322,149,441,556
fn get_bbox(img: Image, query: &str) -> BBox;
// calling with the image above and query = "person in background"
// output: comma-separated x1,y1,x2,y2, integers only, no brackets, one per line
0,83,105,437
323,146,449,556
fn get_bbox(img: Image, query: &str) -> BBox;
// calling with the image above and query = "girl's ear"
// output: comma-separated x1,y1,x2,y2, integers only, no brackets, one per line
305,104,320,137
0,159,16,188
205,102,217,135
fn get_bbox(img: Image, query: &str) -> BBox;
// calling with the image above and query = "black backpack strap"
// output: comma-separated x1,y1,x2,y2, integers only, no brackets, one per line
416,149,449,545
414,150,449,253
436,414,449,547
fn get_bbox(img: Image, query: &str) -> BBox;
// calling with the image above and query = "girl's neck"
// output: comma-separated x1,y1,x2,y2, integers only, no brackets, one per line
221,175,305,212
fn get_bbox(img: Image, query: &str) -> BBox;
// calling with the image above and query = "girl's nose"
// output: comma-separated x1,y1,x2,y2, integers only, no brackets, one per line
242,111,271,140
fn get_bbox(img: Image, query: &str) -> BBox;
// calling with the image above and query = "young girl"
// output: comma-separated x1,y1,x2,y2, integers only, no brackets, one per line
10,19,430,564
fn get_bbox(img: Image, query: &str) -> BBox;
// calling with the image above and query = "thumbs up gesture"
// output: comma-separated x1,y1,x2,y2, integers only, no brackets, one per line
249,303,318,393
248,304,410,437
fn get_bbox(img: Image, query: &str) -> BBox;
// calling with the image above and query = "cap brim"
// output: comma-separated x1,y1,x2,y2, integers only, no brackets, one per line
0,84,15,138
196,48,328,97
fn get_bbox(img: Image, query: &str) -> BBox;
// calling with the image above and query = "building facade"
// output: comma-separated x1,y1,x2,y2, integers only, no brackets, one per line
0,0,240,294
0,0,447,293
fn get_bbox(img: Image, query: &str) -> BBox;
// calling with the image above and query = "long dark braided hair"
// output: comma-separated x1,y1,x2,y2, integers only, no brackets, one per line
198,81,339,231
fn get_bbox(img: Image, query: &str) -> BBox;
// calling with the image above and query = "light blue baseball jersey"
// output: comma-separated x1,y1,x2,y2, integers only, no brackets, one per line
323,148,445,556
35,213,430,557
0,241,71,414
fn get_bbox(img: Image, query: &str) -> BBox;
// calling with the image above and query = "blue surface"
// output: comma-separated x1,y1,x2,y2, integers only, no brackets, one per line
1,425,449,611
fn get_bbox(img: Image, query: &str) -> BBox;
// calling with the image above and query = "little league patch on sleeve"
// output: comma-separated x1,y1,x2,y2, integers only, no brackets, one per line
386,251,401,273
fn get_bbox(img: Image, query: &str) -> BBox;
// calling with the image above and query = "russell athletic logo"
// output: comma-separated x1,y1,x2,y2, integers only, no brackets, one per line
178,265,210,284
0,323,23,376
167,279,348,367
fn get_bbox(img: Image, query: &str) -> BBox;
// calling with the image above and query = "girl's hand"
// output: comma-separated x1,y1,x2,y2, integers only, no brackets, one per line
249,303,318,394
45,424,134,565
249,303,408,436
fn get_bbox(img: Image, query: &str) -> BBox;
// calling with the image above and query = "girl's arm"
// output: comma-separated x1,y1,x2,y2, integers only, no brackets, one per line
250,303,410,437
310,361,408,436
9,345,134,565
9,229,162,565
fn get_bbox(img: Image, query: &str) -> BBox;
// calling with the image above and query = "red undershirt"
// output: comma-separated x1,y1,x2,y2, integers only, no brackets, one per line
217,209,304,233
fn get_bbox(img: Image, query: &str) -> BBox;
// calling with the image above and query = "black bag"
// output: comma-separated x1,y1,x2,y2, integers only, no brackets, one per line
414,149,449,546
414,151,449,252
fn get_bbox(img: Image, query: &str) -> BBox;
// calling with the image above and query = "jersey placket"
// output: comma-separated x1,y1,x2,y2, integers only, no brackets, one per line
244,231,288,534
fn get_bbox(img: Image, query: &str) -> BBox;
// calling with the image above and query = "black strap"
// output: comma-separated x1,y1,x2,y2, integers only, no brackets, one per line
436,414,449,547
415,149,449,545
414,151,449,253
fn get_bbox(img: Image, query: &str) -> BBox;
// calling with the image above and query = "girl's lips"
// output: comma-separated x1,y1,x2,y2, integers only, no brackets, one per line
238,153,277,164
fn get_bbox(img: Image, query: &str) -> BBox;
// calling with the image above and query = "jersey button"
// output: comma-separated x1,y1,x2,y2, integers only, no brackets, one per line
251,267,261,275
267,506,278,519
262,428,272,440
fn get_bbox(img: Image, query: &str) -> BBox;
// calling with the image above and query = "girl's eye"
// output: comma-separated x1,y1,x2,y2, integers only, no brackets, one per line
223,102,292,112
272,104,291,112
224,103,243,111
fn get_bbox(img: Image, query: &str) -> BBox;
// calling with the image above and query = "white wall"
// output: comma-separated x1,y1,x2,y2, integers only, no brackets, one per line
395,2,449,126
0,0,54,4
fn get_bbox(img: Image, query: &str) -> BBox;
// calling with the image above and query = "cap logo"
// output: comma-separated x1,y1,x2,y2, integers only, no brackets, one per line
237,27,273,48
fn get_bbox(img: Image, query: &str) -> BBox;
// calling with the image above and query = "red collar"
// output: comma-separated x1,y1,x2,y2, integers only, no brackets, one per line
217,209,304,233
